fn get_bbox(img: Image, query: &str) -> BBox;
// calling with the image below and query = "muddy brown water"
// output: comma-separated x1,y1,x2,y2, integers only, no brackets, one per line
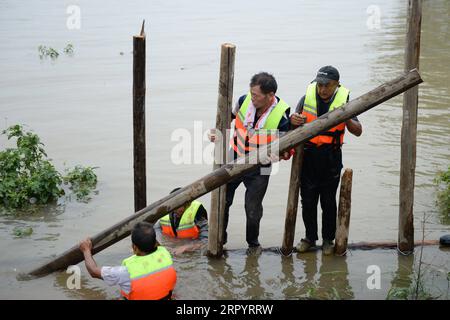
0,0,449,299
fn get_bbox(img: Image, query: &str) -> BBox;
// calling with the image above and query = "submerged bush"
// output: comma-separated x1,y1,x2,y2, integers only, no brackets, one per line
63,165,98,202
435,166,450,224
0,125,98,211
38,43,74,59
0,125,64,208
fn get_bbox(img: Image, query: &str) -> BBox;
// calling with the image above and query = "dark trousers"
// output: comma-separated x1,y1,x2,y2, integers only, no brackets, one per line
300,145,343,242
223,168,270,247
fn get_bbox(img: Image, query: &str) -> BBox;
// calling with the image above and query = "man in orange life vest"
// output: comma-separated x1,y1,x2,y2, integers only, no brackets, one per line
210,72,291,254
156,187,209,255
290,66,362,255
78,222,176,300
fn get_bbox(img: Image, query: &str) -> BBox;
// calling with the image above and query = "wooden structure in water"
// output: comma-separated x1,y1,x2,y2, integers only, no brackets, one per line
27,69,423,277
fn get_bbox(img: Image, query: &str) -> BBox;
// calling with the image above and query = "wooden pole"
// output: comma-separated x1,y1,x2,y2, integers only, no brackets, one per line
208,43,235,257
399,0,422,254
133,21,147,212
335,168,353,256
281,144,304,255
27,69,422,277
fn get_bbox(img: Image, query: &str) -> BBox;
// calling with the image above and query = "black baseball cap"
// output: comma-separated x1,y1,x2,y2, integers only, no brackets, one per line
314,65,340,84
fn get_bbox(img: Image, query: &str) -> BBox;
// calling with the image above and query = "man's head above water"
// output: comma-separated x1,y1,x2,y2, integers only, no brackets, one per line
131,222,157,255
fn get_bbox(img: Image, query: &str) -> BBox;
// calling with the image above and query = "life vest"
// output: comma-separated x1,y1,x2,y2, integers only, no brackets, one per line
121,246,177,300
301,83,350,146
159,200,202,239
231,94,290,156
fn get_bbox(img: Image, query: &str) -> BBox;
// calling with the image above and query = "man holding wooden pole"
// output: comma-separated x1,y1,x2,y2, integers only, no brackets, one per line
210,72,291,254
290,66,362,255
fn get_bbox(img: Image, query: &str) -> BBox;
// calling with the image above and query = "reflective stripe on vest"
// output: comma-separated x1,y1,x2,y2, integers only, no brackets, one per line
231,94,290,156
301,83,349,146
121,246,177,300
159,200,201,239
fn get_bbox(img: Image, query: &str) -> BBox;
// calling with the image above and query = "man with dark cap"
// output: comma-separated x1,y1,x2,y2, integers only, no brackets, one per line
290,66,362,255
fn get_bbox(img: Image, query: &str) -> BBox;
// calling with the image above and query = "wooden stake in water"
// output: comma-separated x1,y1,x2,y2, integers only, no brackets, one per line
281,144,304,255
335,168,353,256
208,43,235,257
133,20,147,212
399,0,422,254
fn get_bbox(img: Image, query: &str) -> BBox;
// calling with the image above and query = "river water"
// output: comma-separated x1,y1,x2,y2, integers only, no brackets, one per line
0,0,449,299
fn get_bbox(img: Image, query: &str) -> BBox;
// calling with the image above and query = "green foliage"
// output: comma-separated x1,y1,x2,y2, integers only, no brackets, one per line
386,279,437,300
12,226,33,238
434,166,450,224
63,166,98,202
38,45,59,59
38,43,74,59
387,287,410,300
0,125,64,209
0,125,98,211
63,44,74,55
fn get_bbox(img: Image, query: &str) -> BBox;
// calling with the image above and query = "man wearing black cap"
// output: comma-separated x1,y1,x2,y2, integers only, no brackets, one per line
290,66,362,255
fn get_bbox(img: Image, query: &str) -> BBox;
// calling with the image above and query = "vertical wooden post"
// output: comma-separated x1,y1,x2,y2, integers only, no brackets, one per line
281,144,304,255
335,168,353,256
133,20,147,212
208,43,235,257
399,0,422,253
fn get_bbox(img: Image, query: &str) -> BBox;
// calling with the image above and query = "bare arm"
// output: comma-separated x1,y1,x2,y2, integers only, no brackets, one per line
79,238,102,279
345,119,362,136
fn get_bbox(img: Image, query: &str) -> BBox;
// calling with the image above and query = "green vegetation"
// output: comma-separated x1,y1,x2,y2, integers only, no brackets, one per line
0,125,63,209
0,125,98,212
435,166,450,224
63,44,74,55
12,226,33,238
38,45,59,59
387,215,445,300
387,278,437,300
63,165,98,202
38,43,74,59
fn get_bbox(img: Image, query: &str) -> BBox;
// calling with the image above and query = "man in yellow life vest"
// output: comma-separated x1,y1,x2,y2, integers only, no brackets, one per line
209,72,291,254
155,187,209,255
78,222,176,300
290,66,362,255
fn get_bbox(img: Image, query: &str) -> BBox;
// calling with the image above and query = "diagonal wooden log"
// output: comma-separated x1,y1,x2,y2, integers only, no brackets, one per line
27,69,423,277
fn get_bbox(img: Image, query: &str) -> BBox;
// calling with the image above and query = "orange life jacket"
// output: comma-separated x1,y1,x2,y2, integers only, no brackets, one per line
159,201,202,239
231,94,290,156
301,83,350,147
121,246,177,300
